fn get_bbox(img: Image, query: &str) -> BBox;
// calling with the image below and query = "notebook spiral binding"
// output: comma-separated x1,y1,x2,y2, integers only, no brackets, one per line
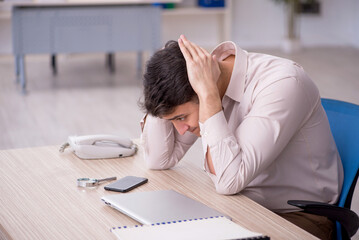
111,216,225,230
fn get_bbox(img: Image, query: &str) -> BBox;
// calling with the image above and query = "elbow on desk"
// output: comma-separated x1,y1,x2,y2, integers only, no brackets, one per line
145,156,175,170
215,187,239,196
146,161,166,170
214,181,243,196
145,159,164,170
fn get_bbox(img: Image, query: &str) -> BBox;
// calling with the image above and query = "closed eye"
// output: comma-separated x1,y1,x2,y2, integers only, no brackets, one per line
176,117,186,121
167,114,187,121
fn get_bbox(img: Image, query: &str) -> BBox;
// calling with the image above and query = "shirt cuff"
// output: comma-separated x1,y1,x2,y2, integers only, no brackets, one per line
199,111,231,178
199,111,231,147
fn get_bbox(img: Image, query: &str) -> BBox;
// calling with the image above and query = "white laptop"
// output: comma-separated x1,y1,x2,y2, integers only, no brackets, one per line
101,189,229,225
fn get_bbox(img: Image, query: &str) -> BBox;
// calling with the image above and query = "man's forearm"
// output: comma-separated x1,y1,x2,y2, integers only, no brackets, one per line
198,87,222,175
198,92,222,123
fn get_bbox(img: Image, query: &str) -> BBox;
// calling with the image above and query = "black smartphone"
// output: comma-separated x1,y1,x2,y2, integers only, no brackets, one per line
104,176,148,192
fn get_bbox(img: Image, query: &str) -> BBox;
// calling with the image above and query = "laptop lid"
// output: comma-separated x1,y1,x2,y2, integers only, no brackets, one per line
101,189,229,225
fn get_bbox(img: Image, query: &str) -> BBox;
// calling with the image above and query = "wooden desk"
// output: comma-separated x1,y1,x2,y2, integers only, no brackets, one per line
0,143,317,239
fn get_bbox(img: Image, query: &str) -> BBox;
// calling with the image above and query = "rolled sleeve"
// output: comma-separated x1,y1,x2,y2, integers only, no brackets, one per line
141,114,197,170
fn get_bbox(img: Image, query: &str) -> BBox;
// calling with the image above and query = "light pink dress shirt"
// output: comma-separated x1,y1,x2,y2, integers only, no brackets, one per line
141,41,343,212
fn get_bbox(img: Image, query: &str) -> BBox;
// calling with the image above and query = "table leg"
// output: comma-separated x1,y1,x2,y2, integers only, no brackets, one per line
106,53,115,73
18,55,27,94
14,55,20,84
51,54,57,75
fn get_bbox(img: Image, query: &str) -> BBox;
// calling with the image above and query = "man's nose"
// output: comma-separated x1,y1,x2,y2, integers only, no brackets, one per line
174,123,189,135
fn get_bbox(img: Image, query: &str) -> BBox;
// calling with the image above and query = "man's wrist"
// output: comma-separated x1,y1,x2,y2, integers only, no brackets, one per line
198,93,222,123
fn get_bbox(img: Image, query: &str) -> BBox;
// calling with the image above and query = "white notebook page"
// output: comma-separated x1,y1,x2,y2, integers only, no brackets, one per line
111,216,265,240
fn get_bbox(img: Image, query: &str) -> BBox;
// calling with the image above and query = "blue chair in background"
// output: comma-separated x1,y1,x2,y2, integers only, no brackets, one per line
288,98,359,240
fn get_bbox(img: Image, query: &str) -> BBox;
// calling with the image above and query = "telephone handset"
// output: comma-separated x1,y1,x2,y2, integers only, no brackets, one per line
59,135,137,159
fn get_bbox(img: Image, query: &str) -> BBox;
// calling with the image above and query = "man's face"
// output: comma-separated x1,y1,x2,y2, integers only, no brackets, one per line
162,101,200,137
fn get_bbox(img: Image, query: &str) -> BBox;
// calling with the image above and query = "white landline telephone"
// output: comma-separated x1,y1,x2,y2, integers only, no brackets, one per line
59,135,137,160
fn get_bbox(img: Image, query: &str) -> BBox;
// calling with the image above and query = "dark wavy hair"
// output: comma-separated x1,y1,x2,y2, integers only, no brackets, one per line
140,40,197,117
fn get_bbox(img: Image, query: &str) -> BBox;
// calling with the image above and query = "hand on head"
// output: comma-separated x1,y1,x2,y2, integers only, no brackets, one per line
178,35,221,101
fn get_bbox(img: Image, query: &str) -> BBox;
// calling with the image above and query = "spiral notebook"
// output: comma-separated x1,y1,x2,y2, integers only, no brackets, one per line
111,216,270,240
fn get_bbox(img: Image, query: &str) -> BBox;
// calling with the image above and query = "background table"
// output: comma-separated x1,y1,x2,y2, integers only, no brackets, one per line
11,0,167,93
0,142,317,239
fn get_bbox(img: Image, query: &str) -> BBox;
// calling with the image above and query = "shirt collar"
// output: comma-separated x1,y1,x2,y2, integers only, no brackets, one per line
211,41,248,103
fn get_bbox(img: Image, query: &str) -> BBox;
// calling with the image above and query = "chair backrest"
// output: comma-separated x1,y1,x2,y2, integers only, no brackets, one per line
321,98,359,239
321,98,359,208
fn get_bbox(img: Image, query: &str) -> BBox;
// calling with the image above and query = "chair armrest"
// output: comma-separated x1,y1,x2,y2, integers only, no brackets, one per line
288,200,359,237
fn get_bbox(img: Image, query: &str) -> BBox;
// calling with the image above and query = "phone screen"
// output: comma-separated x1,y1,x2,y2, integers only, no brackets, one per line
104,176,148,192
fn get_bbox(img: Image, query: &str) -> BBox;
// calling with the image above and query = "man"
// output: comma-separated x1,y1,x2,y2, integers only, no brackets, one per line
140,35,343,239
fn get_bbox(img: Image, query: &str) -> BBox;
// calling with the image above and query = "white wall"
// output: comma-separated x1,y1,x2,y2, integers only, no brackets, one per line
299,0,353,47
162,13,223,48
231,0,359,49
166,0,359,49
231,0,285,48
352,0,359,48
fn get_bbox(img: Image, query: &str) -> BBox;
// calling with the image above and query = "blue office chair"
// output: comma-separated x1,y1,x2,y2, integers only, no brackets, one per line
288,98,359,240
